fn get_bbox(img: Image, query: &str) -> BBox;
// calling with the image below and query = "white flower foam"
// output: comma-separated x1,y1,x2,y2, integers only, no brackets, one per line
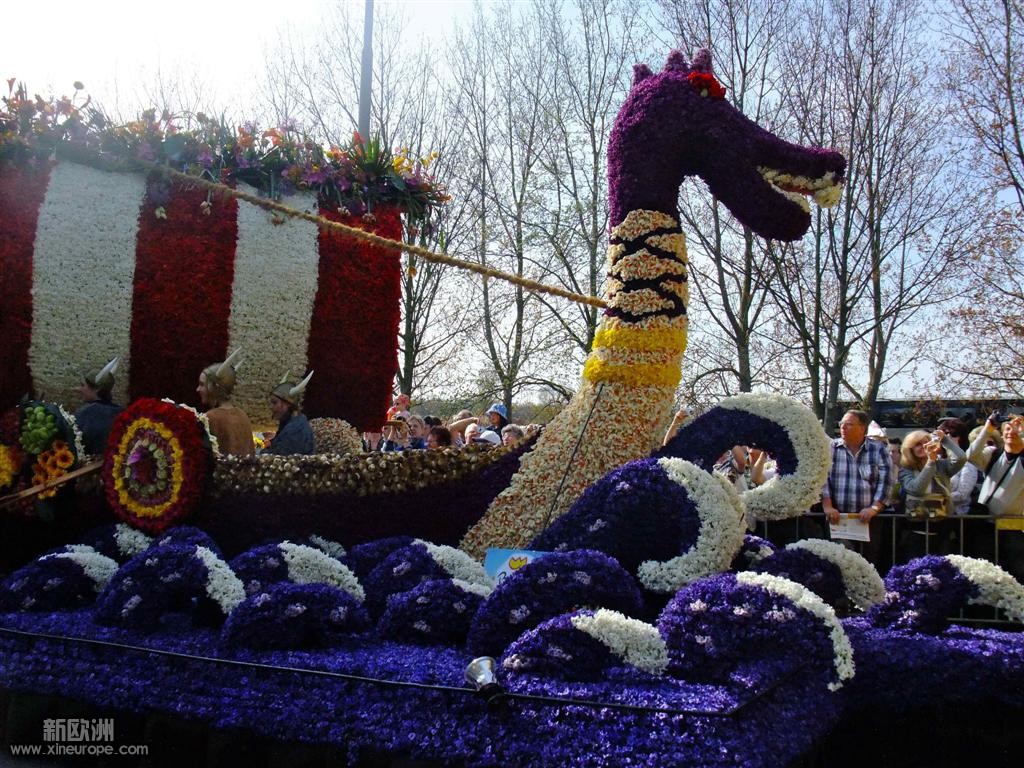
113,524,153,558
43,549,119,591
571,609,668,674
415,540,493,588
280,541,365,602
947,555,1024,623
788,539,885,610
736,571,855,691
637,459,746,593
194,546,246,614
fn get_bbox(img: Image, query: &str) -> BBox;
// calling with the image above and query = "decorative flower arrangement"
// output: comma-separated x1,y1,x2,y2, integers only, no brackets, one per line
634,459,746,593
750,547,847,610
787,539,885,612
658,572,855,691
462,210,688,559
0,83,447,224
221,582,370,651
342,536,415,579
466,550,644,656
0,548,119,612
502,608,669,680
75,523,153,563
730,534,778,571
362,541,490,618
868,555,1024,633
95,544,244,630
102,398,215,533
309,418,364,455
229,541,364,602
661,393,832,522
0,401,84,517
150,524,222,556
376,578,490,645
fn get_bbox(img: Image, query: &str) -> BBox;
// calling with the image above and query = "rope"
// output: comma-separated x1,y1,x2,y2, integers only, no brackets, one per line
122,156,609,310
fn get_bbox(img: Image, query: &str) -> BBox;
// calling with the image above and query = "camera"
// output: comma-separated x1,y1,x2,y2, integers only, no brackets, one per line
989,411,1008,427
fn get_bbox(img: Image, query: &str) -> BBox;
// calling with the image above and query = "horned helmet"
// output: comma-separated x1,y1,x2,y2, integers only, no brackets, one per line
84,357,119,397
270,370,314,410
201,348,244,406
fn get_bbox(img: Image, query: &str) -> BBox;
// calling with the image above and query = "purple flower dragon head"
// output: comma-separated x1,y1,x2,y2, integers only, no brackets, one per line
609,49,846,240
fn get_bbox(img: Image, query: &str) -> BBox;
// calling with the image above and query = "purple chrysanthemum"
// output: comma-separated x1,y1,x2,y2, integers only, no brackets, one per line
377,579,488,645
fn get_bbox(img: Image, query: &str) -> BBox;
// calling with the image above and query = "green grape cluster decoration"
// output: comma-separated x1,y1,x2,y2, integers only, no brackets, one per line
20,405,58,455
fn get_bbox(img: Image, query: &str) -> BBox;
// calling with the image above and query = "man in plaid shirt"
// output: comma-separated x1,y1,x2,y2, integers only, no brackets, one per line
821,409,894,564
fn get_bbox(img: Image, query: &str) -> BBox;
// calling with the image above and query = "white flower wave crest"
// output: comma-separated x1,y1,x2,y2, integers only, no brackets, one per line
947,555,1024,623
788,539,885,610
636,459,746,593
280,541,365,602
307,534,347,560
720,393,832,521
570,609,668,675
195,546,245,614
415,540,493,588
452,578,493,598
113,524,153,558
736,571,855,691
42,549,119,591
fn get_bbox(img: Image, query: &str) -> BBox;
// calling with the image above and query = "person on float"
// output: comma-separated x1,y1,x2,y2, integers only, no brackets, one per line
482,403,510,436
264,371,315,456
196,348,255,456
74,357,124,456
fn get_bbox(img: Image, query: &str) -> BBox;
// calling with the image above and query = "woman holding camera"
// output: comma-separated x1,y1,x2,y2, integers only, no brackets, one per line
967,413,1024,581
898,429,966,558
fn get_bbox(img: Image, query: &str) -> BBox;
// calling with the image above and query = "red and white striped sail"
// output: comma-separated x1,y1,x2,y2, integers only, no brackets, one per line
0,159,401,431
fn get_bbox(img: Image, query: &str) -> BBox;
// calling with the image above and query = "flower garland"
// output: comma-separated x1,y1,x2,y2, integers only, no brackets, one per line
0,548,119,612
466,550,644,657
102,398,214,533
658,572,855,692
661,393,832,522
376,578,488,645
221,582,370,651
788,539,885,611
635,458,747,593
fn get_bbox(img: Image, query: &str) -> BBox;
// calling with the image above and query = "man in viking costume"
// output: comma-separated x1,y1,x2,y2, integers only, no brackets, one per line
74,357,124,455
264,371,315,456
196,348,255,456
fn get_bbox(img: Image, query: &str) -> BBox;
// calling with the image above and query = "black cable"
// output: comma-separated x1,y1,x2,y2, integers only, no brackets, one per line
543,381,605,531
0,625,790,717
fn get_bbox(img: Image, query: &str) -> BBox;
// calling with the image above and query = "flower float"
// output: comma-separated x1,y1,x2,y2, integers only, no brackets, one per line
221,582,370,651
229,541,364,601
0,548,118,612
659,572,855,692
102,398,215,533
466,550,643,656
868,555,1024,634
502,608,669,680
95,543,244,630
784,539,884,612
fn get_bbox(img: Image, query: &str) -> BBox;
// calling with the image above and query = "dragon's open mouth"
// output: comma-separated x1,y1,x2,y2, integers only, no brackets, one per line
758,167,842,214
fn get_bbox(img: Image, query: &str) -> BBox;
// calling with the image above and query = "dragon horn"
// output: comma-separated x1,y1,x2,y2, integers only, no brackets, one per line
290,370,314,399
218,348,243,377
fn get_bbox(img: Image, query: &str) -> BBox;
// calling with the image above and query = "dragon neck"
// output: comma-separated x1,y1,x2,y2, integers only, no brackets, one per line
582,209,688,388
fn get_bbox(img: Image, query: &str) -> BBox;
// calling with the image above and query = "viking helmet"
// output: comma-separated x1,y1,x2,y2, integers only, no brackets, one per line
84,357,119,395
270,370,314,408
202,348,244,406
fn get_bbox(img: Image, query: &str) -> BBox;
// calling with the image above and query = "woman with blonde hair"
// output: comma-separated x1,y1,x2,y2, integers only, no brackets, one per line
898,428,966,557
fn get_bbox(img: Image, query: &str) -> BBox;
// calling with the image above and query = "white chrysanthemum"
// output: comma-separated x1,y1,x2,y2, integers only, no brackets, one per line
636,459,746,593
113,524,153,558
41,549,119,591
414,540,493,588
452,578,492,598
736,571,855,691
194,546,245,614
306,534,346,560
947,555,1024,623
60,405,88,460
280,541,364,602
571,609,668,674
788,539,885,610
720,393,832,521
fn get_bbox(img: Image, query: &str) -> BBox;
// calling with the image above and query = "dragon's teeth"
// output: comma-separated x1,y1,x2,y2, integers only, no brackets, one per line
781,188,811,213
813,185,842,208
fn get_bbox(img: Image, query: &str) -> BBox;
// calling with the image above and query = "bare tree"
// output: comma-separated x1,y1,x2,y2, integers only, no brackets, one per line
765,0,974,423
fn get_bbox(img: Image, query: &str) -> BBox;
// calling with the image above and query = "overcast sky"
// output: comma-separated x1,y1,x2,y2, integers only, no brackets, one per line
2,0,475,113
